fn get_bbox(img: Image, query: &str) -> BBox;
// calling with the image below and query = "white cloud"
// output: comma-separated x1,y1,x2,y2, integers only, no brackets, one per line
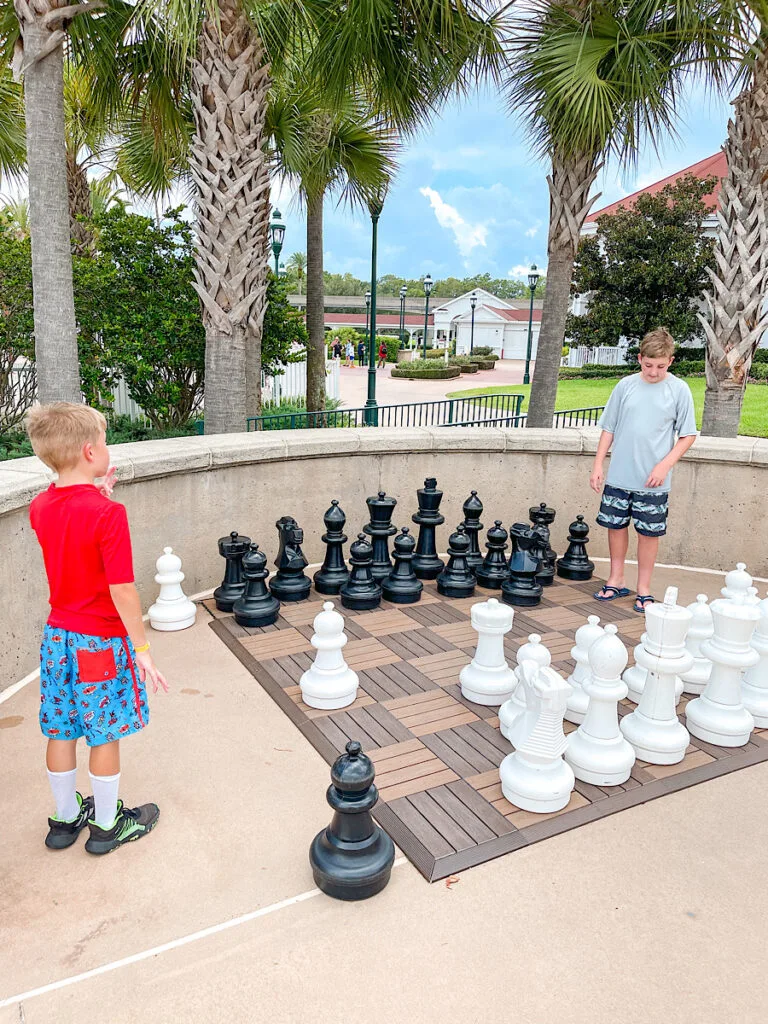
508,263,546,280
524,225,539,238
419,186,488,259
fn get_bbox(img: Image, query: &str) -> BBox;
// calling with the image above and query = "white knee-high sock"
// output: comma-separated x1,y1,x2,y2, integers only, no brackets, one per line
90,772,121,828
47,768,80,822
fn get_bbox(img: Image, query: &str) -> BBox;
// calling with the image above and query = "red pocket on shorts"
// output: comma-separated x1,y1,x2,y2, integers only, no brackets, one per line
76,647,118,683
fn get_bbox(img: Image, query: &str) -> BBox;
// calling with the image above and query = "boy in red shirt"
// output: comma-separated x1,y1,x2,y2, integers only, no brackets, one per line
26,403,167,855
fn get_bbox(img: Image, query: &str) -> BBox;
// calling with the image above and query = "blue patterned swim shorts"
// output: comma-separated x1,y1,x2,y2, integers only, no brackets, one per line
39,625,149,746
596,484,669,537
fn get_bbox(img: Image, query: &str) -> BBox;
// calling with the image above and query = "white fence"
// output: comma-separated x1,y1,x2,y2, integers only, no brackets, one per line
262,359,340,404
564,345,629,368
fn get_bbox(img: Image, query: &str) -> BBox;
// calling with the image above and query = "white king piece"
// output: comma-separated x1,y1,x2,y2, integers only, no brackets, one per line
148,547,197,631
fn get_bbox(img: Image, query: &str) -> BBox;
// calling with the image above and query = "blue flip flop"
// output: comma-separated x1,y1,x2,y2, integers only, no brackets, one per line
634,594,655,613
593,585,632,601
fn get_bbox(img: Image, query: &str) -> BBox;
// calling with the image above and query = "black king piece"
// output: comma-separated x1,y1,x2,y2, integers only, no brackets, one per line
363,491,398,581
411,477,445,580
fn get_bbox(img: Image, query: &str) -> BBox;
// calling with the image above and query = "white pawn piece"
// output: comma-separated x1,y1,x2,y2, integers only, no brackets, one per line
300,602,359,710
623,632,684,705
498,634,551,740
721,562,752,602
148,547,196,631
743,591,768,727
565,625,635,786
459,598,516,705
499,661,574,813
620,587,692,764
686,592,759,746
564,615,604,725
679,595,714,696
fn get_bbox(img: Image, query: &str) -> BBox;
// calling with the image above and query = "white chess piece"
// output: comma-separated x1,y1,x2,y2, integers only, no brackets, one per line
499,661,574,813
721,562,752,602
459,598,516,705
498,634,551,740
300,602,359,710
686,591,759,746
148,547,196,631
623,630,684,705
679,595,714,696
564,615,604,725
620,587,692,764
565,624,636,786
742,591,768,727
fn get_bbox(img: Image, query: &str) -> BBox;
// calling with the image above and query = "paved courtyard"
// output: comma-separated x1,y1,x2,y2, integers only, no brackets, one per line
337,358,534,407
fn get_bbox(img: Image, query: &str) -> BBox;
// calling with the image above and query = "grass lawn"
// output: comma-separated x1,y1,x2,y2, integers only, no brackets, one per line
445,377,768,438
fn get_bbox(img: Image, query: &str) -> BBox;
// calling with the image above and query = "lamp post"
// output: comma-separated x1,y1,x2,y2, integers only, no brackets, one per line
422,273,433,360
278,262,286,278
399,284,407,347
269,208,285,276
523,264,540,385
364,201,382,426
364,290,371,351
469,291,477,355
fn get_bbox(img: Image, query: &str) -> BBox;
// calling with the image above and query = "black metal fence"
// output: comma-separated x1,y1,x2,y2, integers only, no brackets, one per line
441,405,605,428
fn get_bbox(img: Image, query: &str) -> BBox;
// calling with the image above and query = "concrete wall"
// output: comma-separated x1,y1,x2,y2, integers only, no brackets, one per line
2,428,766,691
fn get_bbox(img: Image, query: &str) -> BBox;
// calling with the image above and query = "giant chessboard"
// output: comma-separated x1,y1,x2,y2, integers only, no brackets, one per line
206,575,768,882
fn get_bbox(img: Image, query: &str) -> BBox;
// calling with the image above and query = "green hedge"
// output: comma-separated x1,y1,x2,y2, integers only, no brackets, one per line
471,346,498,360
559,365,635,379
391,365,461,380
471,358,496,370
749,362,768,380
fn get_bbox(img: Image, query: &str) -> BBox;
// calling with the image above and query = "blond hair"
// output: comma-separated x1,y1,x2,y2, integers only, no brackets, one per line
25,402,106,472
640,328,675,360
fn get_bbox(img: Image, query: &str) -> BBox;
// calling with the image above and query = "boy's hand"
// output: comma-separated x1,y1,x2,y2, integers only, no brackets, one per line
645,461,670,488
589,464,605,493
136,651,169,694
98,466,117,498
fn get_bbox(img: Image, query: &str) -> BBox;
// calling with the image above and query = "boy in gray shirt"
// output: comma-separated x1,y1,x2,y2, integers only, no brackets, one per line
590,328,698,613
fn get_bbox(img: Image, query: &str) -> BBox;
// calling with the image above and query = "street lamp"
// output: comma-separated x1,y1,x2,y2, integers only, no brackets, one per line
278,262,286,278
469,291,477,355
269,208,285,276
523,264,540,385
364,199,383,426
422,273,433,360
364,290,371,350
399,284,407,347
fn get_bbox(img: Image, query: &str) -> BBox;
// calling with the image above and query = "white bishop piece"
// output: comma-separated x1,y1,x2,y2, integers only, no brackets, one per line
300,602,359,710
498,634,551,740
148,547,197,631
460,599,516,705
564,615,604,725
679,595,714,696
743,591,768,727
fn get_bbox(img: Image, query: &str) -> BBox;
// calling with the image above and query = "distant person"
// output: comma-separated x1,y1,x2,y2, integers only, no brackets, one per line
377,341,387,368
332,336,341,360
358,339,366,366
345,341,354,367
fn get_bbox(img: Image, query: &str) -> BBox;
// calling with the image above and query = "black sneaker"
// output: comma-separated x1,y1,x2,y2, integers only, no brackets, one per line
84,800,160,856
45,793,94,850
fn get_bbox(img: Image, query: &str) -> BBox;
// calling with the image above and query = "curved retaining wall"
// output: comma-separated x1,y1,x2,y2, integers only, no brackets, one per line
2,427,766,689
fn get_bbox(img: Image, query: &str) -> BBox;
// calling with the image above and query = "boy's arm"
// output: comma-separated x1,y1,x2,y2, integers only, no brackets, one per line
109,582,168,694
645,434,697,488
590,430,613,493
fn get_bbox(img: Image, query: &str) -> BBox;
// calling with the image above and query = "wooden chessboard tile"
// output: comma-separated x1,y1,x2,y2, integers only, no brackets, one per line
380,629,454,661
615,618,648,639
343,637,401,671
240,627,312,659
352,609,424,636
428,620,479,647
407,648,473,685
284,685,375,719
507,791,591,829
278,601,328,626
377,766,460,803
200,598,229,619
531,606,591,631
644,749,715,779
387,691,480,737
541,587,598,607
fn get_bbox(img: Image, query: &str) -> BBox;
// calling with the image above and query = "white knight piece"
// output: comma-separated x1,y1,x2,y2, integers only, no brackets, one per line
148,547,197,631
459,598,516,705
300,602,359,710
498,634,551,740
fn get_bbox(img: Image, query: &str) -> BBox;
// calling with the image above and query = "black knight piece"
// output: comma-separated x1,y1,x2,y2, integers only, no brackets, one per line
269,516,311,602
214,531,251,611
556,514,595,580
411,477,445,579
461,490,484,571
340,534,382,611
501,523,543,607
437,525,476,599
233,544,281,627
313,500,349,595
381,527,423,605
363,491,398,580
475,520,510,589
529,502,556,587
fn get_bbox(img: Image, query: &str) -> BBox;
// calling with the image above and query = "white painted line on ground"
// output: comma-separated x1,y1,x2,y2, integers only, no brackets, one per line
591,557,767,581
0,857,408,1009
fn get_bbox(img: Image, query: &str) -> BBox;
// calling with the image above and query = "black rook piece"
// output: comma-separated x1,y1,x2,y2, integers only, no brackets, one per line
364,491,398,580
381,527,423,605
437,525,476,598
502,523,543,607
475,520,510,589
233,544,281,627
461,490,484,570
269,516,311,602
529,502,556,587
309,741,395,901
556,514,595,580
313,500,349,595
412,477,445,580
340,534,382,611
214,531,251,611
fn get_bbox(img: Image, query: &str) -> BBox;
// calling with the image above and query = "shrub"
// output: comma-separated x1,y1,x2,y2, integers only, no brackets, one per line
471,359,496,370
749,362,768,380
670,359,705,376
472,346,497,359
390,366,461,380
752,349,768,364
558,365,635,380
449,358,480,373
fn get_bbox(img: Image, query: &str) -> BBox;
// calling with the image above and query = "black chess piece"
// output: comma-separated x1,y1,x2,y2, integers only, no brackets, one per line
309,740,395,901
269,516,311,602
381,527,423,604
475,520,510,589
363,491,398,581
556,514,595,580
437,525,476,598
233,544,281,626
340,534,382,611
461,490,484,571
214,531,251,611
529,502,556,587
411,477,445,580
501,523,543,607
313,500,349,595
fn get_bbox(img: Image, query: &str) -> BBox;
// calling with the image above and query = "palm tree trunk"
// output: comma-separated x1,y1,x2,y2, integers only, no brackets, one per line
700,50,768,438
190,0,271,435
526,149,600,428
67,149,93,256
305,193,326,416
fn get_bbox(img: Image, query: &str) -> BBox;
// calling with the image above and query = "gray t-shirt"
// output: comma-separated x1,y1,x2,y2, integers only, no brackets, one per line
598,373,697,493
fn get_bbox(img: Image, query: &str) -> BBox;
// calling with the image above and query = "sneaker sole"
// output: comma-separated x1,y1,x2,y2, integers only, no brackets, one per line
84,812,159,856
45,831,82,850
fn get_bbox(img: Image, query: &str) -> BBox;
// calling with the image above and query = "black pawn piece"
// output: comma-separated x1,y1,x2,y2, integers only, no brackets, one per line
270,516,311,602
340,534,382,611
314,500,349,595
475,520,510,589
233,544,280,627
381,527,423,605
437,525,476,598
529,502,557,587
309,740,395,901
411,477,445,579
214,531,251,611
502,524,543,607
364,491,398,581
556,514,595,581
461,490,484,571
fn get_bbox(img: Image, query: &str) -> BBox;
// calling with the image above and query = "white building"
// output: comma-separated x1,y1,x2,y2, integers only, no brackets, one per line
432,288,543,359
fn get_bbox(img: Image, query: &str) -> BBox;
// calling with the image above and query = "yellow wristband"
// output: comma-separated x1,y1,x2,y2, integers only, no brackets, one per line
134,641,151,654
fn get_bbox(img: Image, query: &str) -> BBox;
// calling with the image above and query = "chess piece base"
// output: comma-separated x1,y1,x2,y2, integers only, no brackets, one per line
413,559,444,580
437,576,475,599
499,752,574,813
149,609,196,631
556,562,594,581
312,573,348,596
685,696,754,747
269,579,311,603
300,667,359,710
381,579,423,604
501,589,541,608
310,826,395,901
459,664,516,706
565,732,634,786
340,591,381,611
475,569,507,589
233,597,280,628
742,680,768,728
620,711,689,764
213,586,242,612
498,696,524,740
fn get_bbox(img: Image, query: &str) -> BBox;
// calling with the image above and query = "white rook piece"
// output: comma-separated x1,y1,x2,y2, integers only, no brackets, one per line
498,634,551,740
499,661,574,814
743,591,768,727
620,587,692,764
148,547,196,631
680,595,714,696
459,598,516,705
300,602,359,710
564,615,604,725
565,624,635,786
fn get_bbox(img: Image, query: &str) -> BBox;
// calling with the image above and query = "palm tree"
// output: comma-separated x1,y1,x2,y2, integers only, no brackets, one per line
285,251,307,295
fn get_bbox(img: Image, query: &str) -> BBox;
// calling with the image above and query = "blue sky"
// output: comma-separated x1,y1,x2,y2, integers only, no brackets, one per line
273,80,734,284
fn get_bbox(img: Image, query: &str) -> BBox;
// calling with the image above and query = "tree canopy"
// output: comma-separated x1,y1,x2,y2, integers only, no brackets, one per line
285,269,546,300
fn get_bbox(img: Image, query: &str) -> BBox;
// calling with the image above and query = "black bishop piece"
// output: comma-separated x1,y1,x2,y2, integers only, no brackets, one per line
340,534,382,611
411,477,445,579
437,525,476,598
313,500,349,595
475,520,510,589
363,491,398,581
381,527,423,605
269,516,311,602
233,544,281,627
214,531,251,611
556,514,595,580
529,502,556,587
501,523,543,607
461,490,484,571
